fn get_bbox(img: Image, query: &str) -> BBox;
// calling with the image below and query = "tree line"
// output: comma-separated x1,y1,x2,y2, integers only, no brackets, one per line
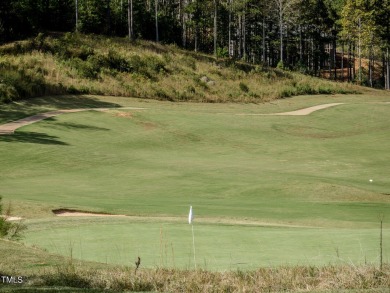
0,0,389,89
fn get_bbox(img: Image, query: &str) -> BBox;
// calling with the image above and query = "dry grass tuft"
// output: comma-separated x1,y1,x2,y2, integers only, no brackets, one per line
22,264,390,292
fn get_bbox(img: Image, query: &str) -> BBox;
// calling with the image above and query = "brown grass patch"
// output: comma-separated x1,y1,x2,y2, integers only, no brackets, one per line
141,121,157,130
26,264,390,292
112,111,134,119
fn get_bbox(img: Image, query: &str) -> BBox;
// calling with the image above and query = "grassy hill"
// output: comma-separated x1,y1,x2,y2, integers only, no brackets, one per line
0,33,360,104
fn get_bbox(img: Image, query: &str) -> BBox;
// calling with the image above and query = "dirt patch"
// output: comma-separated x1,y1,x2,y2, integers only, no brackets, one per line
141,121,157,130
113,111,134,119
0,215,23,221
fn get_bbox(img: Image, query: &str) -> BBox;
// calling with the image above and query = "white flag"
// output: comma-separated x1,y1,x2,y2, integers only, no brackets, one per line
188,206,194,224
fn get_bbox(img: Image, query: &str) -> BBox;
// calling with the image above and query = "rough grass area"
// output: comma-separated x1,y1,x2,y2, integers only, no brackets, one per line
0,33,360,104
1,240,389,293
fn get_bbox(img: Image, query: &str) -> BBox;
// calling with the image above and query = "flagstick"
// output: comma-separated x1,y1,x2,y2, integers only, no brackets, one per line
191,223,197,270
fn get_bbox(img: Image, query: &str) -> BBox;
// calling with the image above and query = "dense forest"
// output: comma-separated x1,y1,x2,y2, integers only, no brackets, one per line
0,0,389,89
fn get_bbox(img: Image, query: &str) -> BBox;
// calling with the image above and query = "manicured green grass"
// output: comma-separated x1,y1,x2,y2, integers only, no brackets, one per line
1,93,389,270
22,217,390,271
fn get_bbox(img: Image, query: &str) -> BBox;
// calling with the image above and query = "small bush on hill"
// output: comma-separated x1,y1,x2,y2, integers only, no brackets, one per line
239,82,249,92
0,62,45,102
0,197,26,240
0,197,10,238
0,83,19,103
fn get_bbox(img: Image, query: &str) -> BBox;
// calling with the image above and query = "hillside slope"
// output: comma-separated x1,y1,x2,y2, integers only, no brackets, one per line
0,33,359,104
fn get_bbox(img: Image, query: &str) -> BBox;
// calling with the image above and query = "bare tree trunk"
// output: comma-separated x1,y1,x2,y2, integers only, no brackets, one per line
194,25,198,52
75,0,78,32
348,42,351,81
243,5,246,61
387,47,390,90
341,42,344,82
358,18,362,84
353,43,356,81
229,0,232,57
279,8,283,64
155,0,159,42
128,0,133,40
333,38,337,80
238,15,242,58
299,25,302,63
311,38,314,73
369,43,373,87
262,17,266,63
106,0,111,35
182,0,187,48
328,42,332,79
213,0,217,57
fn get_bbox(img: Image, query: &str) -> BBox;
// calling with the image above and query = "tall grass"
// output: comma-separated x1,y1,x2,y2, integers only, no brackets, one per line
0,33,360,104
27,263,390,292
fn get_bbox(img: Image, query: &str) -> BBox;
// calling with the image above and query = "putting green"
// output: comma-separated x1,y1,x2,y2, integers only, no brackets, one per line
23,217,389,271
1,94,389,269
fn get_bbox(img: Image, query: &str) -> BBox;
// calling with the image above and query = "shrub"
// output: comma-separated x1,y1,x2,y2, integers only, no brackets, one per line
0,197,26,240
318,86,333,94
144,56,167,73
216,47,229,58
0,64,45,101
186,85,196,93
296,83,317,95
128,55,144,73
0,196,11,238
105,50,130,72
76,46,95,61
239,82,249,93
154,89,173,101
68,57,100,79
280,86,296,98
277,60,285,69
0,83,19,103
182,56,196,71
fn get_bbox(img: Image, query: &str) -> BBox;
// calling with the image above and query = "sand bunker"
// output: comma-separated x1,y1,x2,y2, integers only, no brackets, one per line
0,215,23,221
53,208,127,217
52,209,311,228
237,103,345,116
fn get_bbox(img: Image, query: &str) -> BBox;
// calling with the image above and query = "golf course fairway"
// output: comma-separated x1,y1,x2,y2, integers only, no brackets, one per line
1,94,389,271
